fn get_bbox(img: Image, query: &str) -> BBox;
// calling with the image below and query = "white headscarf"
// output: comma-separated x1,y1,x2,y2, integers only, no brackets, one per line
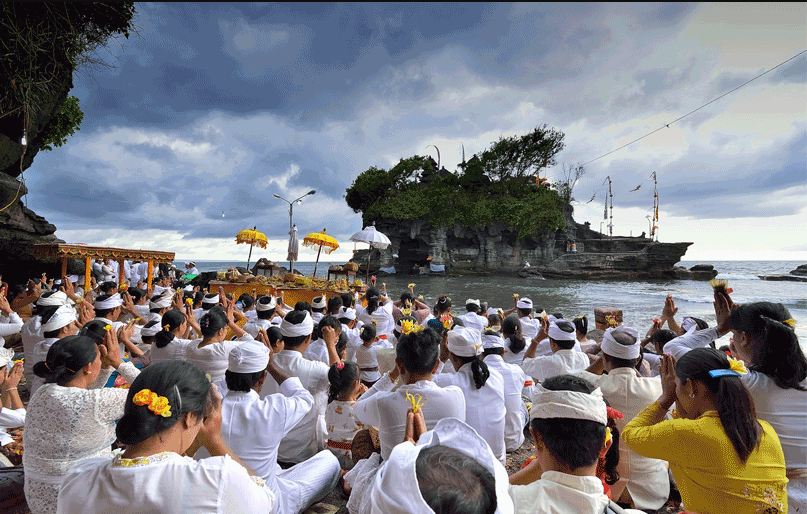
481,332,506,350
547,320,576,342
530,383,608,425
37,291,68,307
149,290,174,310
447,326,483,357
228,341,270,373
311,296,327,309
256,296,277,311
370,418,514,514
339,307,357,321
0,347,15,368
465,298,481,307
681,317,698,334
600,326,641,360
140,321,161,337
94,293,123,310
41,304,78,333
202,294,220,305
280,311,314,338
516,298,533,310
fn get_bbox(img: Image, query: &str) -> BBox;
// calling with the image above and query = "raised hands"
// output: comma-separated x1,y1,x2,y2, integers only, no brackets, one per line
658,353,677,410
404,409,428,444
99,325,123,369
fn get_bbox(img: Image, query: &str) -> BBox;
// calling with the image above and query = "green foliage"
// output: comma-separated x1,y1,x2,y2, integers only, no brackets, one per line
40,96,83,151
345,127,569,238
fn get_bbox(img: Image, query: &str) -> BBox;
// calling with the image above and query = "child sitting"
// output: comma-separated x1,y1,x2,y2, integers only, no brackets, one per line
325,361,367,469
355,324,392,387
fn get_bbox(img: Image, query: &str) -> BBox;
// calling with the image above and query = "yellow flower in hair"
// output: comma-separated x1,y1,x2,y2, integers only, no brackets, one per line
401,307,412,317
783,318,797,328
440,314,453,330
408,283,416,289
400,319,423,335
727,357,748,375
149,396,172,418
405,392,425,414
604,426,612,447
163,324,171,332
104,324,112,332
185,298,193,306
133,388,157,407
13,358,24,364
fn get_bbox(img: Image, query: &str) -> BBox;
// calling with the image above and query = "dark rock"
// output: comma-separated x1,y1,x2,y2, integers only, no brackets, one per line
673,264,718,280
759,275,807,283
517,267,544,279
790,264,807,277
689,264,715,272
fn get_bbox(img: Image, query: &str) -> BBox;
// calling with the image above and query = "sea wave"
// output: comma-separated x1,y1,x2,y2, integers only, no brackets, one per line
715,273,761,280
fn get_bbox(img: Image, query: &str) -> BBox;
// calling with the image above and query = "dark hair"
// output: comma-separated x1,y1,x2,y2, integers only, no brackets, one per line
434,295,452,315
549,320,577,350
728,302,806,391
327,296,343,315
552,313,564,319
225,369,264,393
294,301,311,312
267,326,283,346
155,309,185,348
603,329,639,368
336,332,348,359
454,354,491,389
255,296,276,320
127,287,147,302
201,293,219,311
116,361,212,445
487,314,501,328
530,374,605,470
340,292,354,309
327,361,360,403
517,308,532,318
365,287,381,315
33,336,97,386
675,347,762,462
99,281,118,294
79,320,108,344
199,308,228,338
416,445,497,514
573,315,588,335
149,293,168,313
397,328,440,374
650,329,677,352
314,315,342,341
282,310,313,348
94,294,120,318
237,293,254,310
193,291,205,307
501,315,526,354
360,323,376,343
466,302,481,313
603,407,621,486
400,292,415,306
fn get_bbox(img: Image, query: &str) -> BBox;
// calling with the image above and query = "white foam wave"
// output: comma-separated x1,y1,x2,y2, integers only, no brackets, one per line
715,273,761,280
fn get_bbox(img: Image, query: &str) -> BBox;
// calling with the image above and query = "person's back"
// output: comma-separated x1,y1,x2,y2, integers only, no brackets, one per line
483,335,529,452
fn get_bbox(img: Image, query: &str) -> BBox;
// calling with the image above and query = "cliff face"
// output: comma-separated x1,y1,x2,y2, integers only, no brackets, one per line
364,208,692,279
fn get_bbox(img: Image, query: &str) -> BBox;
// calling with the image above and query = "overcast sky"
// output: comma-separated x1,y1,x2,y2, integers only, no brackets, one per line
25,2,806,262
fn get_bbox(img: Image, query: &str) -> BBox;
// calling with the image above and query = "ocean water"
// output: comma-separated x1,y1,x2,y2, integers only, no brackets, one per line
186,260,807,345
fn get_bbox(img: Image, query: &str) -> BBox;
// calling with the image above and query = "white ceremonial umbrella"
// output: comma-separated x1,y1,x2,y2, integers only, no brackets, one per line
286,224,299,273
350,223,391,280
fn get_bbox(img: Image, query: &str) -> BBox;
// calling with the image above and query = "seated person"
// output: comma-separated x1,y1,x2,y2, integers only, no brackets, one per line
521,320,589,383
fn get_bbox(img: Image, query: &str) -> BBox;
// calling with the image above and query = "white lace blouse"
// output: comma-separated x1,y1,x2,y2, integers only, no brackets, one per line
23,362,140,514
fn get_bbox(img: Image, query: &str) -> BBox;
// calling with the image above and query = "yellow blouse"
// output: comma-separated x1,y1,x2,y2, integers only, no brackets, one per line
623,401,788,514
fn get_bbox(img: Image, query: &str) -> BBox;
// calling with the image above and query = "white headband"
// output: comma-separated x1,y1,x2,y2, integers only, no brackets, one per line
256,296,277,311
548,321,576,342
202,294,220,305
183,285,194,292
481,333,506,349
447,326,483,357
228,341,269,373
339,307,357,321
67,275,79,283
530,383,608,425
370,418,514,514
140,321,161,337
280,311,314,338
516,298,533,310
601,326,641,360
94,293,123,310
681,317,697,334
149,291,174,310
42,305,78,333
37,291,68,307
311,296,327,309
465,298,481,307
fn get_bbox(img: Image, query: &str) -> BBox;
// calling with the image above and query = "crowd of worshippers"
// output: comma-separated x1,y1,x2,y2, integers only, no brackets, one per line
0,272,804,514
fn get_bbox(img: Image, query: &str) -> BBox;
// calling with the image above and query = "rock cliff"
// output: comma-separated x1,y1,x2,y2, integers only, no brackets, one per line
360,207,692,279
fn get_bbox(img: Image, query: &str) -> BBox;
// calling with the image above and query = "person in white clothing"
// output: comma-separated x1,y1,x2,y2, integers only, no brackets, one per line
194,292,221,322
21,291,69,387
28,305,81,397
355,323,393,386
100,259,115,283
259,309,342,464
311,295,328,323
357,287,395,338
575,326,670,510
433,325,507,463
208,341,340,514
351,327,466,461
57,360,275,514
325,361,367,469
346,416,513,514
481,331,530,452
573,315,600,354
507,297,541,341
243,296,282,337
185,303,253,397
0,352,25,467
148,309,194,364
522,319,590,383
501,315,528,365
337,307,363,361
458,299,489,332
670,292,807,510
93,293,145,358
509,375,645,514
304,316,343,365
24,332,140,514
0,292,23,349
184,261,200,276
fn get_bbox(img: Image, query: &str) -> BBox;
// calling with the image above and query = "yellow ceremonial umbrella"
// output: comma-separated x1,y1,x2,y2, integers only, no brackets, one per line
235,227,268,270
302,228,339,277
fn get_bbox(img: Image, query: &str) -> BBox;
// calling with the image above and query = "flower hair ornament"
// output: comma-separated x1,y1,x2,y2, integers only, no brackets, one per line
405,392,425,414
726,356,748,374
335,361,345,370
400,306,412,317
783,318,797,329
132,388,172,418
400,319,424,336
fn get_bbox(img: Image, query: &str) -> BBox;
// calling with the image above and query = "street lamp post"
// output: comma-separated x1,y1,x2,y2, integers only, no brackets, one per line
273,190,316,273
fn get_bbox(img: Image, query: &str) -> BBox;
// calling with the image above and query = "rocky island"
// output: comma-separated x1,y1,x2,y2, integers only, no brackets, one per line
346,127,706,280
